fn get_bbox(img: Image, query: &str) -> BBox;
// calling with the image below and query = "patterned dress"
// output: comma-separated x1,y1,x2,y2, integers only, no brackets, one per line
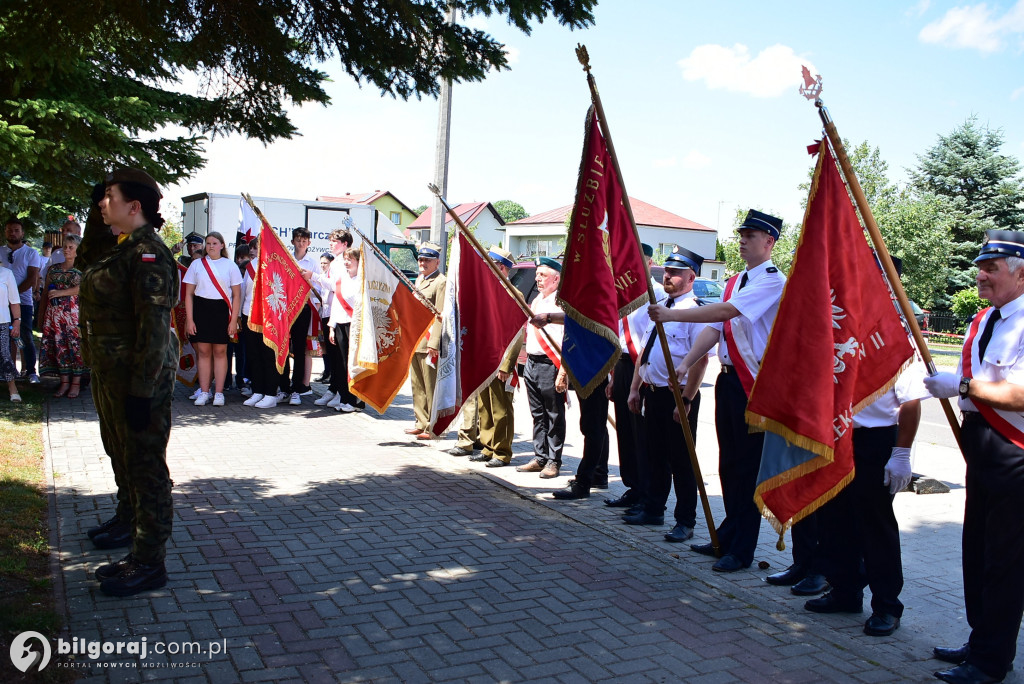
39,267,87,376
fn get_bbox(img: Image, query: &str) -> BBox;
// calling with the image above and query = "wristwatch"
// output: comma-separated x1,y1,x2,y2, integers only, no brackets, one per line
958,376,971,399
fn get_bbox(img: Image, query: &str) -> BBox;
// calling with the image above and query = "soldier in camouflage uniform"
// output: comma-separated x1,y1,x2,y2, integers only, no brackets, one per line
77,168,178,597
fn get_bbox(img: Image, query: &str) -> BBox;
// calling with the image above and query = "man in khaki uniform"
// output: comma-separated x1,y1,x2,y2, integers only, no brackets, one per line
466,246,523,467
406,242,446,439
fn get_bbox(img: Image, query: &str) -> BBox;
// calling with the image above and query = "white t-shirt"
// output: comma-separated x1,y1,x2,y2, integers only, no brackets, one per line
241,270,255,317
0,267,19,324
0,243,41,306
183,256,242,301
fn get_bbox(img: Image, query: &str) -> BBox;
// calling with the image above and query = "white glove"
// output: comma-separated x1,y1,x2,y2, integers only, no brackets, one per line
923,372,959,399
883,446,913,496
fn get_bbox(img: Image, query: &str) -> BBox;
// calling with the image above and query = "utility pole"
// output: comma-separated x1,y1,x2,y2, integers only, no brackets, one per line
430,3,456,271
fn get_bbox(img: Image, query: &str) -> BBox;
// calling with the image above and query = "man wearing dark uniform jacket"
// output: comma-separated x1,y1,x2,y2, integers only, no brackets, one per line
925,229,1024,684
650,209,786,573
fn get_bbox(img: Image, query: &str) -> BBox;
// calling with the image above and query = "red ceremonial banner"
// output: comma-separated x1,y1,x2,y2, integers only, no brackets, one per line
248,214,311,373
557,106,649,397
747,138,913,531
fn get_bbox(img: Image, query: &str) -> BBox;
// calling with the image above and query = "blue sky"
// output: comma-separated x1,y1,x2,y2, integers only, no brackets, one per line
164,0,1024,238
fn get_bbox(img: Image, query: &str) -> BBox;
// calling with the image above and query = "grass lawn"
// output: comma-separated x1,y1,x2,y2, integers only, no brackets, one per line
0,382,74,682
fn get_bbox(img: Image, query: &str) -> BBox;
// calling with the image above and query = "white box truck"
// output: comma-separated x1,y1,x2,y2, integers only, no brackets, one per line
180,192,419,277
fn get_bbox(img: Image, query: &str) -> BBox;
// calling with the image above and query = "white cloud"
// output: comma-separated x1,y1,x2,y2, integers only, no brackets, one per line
653,156,677,169
677,44,816,98
907,0,931,17
680,151,712,170
919,0,1024,52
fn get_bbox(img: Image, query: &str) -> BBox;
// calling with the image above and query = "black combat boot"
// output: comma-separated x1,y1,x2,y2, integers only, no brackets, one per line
99,558,167,597
92,519,133,550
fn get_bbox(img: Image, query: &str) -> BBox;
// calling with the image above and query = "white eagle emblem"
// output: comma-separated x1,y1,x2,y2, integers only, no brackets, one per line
266,273,287,314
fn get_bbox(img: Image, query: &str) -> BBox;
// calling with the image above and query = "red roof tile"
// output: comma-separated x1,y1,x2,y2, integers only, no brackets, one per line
409,202,501,229
510,197,713,232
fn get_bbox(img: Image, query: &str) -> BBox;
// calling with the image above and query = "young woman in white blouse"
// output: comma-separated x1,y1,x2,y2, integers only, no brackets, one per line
183,232,241,406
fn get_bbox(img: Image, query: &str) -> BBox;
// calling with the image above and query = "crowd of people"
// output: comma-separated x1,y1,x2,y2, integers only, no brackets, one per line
11,179,1024,682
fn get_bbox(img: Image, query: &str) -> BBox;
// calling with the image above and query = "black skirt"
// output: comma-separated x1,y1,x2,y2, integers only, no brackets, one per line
190,296,231,345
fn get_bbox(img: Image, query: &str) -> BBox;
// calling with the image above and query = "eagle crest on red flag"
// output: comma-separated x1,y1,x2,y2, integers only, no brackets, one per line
747,138,913,532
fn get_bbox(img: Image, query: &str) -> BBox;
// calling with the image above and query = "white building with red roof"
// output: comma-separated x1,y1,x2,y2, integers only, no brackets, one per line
407,201,506,249
506,197,724,280
318,190,420,233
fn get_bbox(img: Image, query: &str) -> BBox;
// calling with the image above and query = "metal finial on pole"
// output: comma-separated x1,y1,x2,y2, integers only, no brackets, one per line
575,43,591,72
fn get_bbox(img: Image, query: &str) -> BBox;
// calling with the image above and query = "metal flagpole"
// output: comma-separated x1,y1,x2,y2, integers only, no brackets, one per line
798,69,963,451
576,45,719,554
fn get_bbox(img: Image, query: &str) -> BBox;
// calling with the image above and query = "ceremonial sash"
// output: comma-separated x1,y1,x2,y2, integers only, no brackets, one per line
334,275,353,318
721,273,757,396
962,307,1024,449
531,324,561,369
621,315,641,362
201,257,233,309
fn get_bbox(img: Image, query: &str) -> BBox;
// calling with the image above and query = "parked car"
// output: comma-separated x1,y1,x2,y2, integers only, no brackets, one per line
693,277,724,304
909,300,929,330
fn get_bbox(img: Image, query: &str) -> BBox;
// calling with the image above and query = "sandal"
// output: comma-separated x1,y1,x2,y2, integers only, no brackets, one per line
67,380,81,399
10,393,21,403
55,380,71,398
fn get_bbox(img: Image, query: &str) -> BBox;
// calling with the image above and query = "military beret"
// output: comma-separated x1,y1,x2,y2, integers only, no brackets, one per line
641,243,655,258
535,256,561,272
106,168,162,198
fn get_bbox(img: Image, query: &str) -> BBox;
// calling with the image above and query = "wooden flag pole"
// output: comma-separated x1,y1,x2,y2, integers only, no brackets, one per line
427,183,560,355
243,193,323,305
577,44,719,554
806,93,963,451
348,224,441,318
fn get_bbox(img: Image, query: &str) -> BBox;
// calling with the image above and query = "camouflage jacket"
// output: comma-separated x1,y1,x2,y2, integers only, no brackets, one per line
77,206,179,397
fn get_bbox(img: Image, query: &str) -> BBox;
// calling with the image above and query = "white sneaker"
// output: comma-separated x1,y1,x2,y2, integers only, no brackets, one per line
189,388,202,400
212,393,225,406
254,395,278,408
28,373,40,384
337,402,356,413
326,393,343,409
10,393,21,403
243,393,264,407
288,392,302,406
314,391,335,406
275,391,288,402
194,391,211,406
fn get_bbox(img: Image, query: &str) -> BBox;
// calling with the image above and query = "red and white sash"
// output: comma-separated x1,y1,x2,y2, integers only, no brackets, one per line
962,306,1024,448
621,314,642,362
201,257,233,309
531,324,561,369
722,273,758,396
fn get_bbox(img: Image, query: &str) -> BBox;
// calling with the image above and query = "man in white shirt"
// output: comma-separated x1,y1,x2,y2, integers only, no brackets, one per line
626,248,709,539
1,218,40,382
284,227,320,405
651,209,786,573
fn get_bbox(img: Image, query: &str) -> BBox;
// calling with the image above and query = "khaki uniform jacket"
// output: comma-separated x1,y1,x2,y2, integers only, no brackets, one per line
415,270,446,354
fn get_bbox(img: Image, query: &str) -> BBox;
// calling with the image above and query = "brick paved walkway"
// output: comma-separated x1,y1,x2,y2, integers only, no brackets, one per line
41,360,1020,682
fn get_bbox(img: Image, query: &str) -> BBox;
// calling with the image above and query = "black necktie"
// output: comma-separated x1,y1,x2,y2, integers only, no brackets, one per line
739,272,749,290
979,309,1001,359
640,298,674,365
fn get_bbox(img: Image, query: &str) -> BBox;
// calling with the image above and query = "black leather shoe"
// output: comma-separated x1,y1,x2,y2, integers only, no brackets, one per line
765,563,807,586
95,553,134,581
604,491,638,508
552,482,590,500
469,453,490,462
92,521,133,550
933,645,970,665
791,574,830,596
691,542,717,557
804,590,863,614
87,514,124,540
622,503,644,517
623,512,664,526
485,458,509,468
863,613,900,636
592,480,609,490
712,554,749,573
446,447,472,456
664,525,694,543
99,559,168,597
934,663,1003,684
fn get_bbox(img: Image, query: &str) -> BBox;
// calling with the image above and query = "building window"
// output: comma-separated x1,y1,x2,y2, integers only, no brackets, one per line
659,242,675,256
390,211,402,226
526,239,556,257
710,268,719,280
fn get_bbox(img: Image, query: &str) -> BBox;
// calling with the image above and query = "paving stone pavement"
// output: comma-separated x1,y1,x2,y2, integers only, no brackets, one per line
41,358,1022,682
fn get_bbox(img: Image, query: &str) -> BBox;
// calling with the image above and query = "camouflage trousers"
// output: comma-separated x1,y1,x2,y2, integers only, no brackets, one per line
91,366,175,563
